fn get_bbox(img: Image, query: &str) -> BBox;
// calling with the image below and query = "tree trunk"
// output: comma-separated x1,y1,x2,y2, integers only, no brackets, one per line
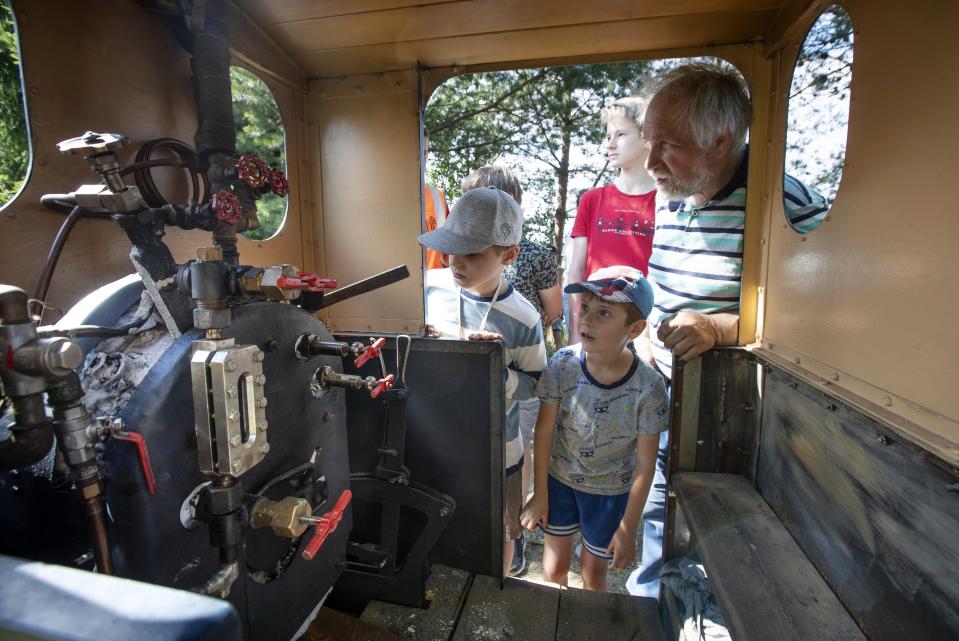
552,123,572,253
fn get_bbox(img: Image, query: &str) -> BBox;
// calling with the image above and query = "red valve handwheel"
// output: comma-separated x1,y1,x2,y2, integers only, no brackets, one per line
269,168,289,197
302,490,352,561
237,153,268,189
211,188,241,225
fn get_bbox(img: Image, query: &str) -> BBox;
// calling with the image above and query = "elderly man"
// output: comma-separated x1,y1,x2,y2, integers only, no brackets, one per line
627,63,826,598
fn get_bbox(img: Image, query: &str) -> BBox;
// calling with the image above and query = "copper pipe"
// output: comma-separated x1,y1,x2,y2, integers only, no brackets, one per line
79,478,114,575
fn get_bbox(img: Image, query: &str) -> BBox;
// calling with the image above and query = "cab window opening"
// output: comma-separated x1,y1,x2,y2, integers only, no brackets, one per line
0,0,30,211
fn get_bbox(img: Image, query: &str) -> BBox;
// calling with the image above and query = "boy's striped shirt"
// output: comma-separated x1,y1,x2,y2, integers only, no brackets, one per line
425,268,547,473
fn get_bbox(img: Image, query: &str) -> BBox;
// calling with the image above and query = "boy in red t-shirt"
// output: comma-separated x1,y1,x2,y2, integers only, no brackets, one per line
568,97,656,342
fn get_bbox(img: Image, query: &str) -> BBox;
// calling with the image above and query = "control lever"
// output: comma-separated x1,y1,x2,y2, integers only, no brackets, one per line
275,272,337,293
301,489,352,560
96,418,157,495
353,337,385,369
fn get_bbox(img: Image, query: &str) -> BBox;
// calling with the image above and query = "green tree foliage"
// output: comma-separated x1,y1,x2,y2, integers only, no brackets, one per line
426,62,650,250
786,5,853,204
0,0,28,207
230,65,286,240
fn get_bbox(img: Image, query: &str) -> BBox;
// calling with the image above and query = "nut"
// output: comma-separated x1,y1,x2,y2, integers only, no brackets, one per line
259,264,299,301
250,496,311,538
193,306,231,330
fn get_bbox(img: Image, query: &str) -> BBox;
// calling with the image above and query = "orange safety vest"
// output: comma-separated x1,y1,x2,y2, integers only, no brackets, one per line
423,183,449,270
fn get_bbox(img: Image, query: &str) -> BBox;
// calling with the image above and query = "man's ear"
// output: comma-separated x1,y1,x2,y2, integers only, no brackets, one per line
501,245,520,265
627,319,647,341
711,129,733,159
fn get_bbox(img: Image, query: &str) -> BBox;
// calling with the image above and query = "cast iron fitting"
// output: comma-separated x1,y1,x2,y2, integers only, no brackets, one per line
0,394,54,473
0,285,31,324
11,337,83,378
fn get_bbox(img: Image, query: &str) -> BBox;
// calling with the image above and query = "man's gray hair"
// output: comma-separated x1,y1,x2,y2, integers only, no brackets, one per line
653,63,750,154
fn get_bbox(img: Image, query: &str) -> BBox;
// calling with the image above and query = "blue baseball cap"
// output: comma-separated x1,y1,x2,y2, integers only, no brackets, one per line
564,266,654,319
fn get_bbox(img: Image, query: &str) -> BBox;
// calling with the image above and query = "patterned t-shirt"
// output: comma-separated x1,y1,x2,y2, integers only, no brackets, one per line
504,238,559,324
536,344,669,495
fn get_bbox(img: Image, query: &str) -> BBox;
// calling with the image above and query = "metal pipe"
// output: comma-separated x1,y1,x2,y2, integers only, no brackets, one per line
78,476,114,575
35,206,84,305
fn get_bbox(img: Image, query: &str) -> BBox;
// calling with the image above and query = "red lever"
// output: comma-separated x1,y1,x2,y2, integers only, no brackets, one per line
353,337,385,368
236,153,269,189
111,431,157,495
275,272,337,293
211,188,241,225
302,489,352,561
370,374,395,399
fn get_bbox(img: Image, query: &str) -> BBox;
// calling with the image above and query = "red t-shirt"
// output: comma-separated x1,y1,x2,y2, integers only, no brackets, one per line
571,183,656,277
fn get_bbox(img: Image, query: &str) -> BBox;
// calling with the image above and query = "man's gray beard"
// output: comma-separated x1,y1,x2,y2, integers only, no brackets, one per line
660,167,720,202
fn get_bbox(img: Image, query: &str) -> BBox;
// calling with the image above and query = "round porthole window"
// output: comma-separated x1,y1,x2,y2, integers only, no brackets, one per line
783,5,853,234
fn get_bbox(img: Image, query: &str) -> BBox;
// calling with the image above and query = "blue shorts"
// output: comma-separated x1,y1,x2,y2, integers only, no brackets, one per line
540,474,629,560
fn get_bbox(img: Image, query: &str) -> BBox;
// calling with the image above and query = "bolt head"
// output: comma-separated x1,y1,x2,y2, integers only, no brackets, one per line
226,386,237,398
253,350,265,362
197,246,223,262
228,410,239,422
255,374,266,386
231,458,242,470
257,397,268,408
259,442,271,454
225,359,237,372
230,435,241,446
258,419,269,431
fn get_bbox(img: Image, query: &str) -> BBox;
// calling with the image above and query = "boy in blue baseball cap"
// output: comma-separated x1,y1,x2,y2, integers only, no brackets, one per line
521,266,668,591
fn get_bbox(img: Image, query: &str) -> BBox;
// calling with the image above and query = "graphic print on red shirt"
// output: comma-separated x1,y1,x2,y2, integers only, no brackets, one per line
571,183,656,277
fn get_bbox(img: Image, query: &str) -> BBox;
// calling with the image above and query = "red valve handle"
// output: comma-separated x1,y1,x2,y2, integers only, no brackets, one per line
211,188,241,225
236,153,269,189
302,489,352,561
269,168,289,197
370,374,395,399
275,272,337,293
111,431,157,495
353,337,385,369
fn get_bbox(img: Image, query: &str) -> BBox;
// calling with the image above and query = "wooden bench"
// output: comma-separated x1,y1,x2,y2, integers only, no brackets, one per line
355,564,666,641
671,472,866,641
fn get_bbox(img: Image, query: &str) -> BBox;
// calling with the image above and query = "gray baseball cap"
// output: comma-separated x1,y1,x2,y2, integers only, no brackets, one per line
418,186,523,255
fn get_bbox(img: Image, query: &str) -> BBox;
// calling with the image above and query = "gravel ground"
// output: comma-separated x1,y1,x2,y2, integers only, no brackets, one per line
513,524,643,594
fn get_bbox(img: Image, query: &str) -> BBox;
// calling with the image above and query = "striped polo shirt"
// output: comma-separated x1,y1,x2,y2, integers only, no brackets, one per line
425,268,547,473
648,150,826,378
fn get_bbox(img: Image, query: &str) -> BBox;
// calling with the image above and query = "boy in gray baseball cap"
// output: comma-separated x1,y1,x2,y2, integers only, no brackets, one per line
418,185,547,575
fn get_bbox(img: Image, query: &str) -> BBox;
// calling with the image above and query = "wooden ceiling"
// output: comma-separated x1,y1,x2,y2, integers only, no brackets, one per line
232,0,794,78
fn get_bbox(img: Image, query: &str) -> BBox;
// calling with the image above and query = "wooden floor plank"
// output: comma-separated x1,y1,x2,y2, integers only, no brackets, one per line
305,607,406,641
556,588,665,641
673,472,866,641
451,575,559,641
360,565,471,641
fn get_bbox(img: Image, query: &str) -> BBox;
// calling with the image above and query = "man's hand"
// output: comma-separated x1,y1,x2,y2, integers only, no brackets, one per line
607,524,637,569
656,310,720,362
468,331,503,341
520,494,548,531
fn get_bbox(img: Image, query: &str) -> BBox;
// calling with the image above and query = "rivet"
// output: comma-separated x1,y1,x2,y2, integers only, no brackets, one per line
257,397,268,408
801,236,807,242
882,396,893,407
259,442,271,454
231,458,242,470
794,357,801,364
255,374,266,386
230,435,241,446
673,401,681,408
831,372,840,381
253,350,265,362
228,410,239,422
258,419,269,432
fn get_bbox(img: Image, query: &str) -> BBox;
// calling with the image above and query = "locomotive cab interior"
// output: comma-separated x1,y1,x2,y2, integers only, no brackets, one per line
0,1,956,640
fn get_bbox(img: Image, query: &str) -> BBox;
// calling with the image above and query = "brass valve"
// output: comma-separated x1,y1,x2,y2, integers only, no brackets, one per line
250,496,312,538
